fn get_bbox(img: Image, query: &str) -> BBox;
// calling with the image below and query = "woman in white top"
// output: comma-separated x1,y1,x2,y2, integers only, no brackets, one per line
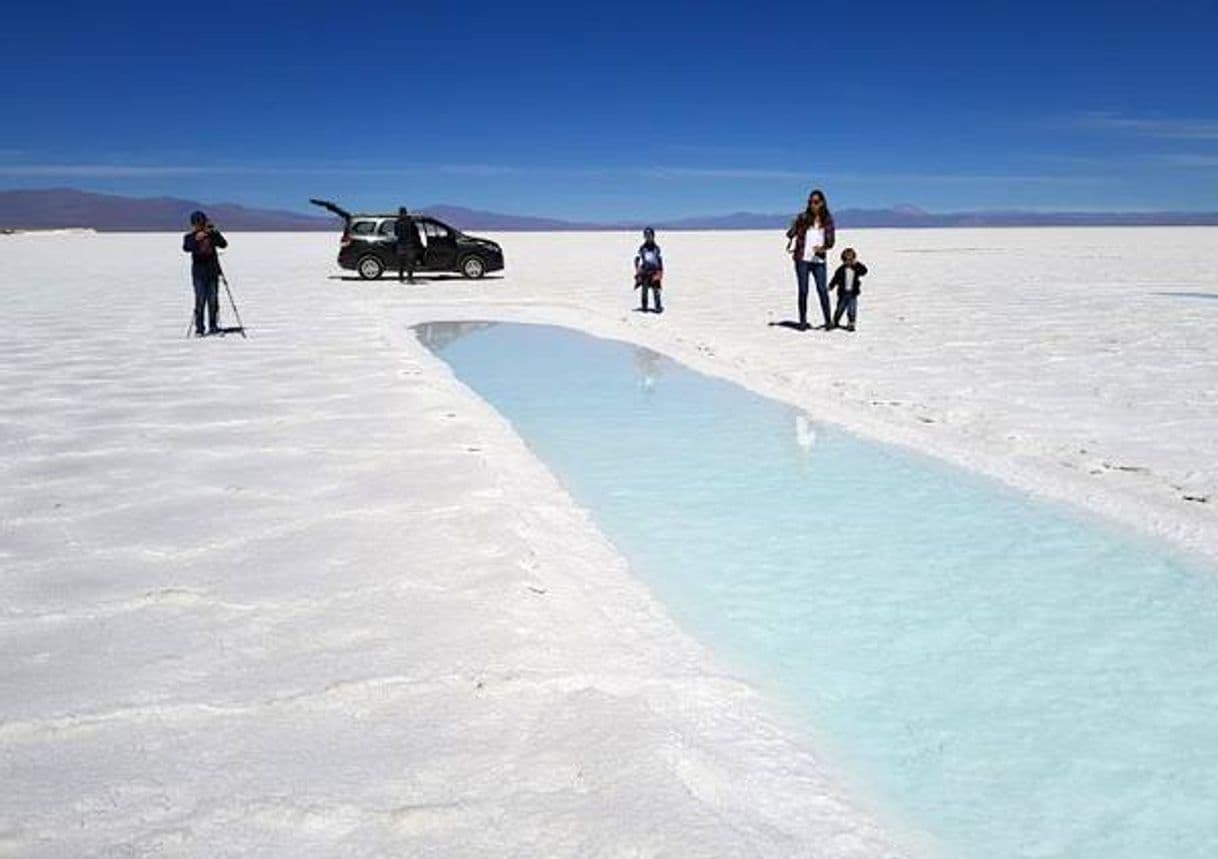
785,189,837,329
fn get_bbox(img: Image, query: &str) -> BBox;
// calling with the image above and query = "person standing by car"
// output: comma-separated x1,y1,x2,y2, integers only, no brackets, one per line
785,189,836,329
182,210,227,336
394,206,423,283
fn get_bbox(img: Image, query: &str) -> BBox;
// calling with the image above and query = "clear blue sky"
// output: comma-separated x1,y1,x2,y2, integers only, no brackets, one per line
2,0,1216,219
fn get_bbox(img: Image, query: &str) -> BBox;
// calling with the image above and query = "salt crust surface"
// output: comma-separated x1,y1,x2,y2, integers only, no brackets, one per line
2,228,1215,856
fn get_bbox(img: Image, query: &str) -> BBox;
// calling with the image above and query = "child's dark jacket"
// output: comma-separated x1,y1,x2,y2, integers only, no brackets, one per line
829,262,868,294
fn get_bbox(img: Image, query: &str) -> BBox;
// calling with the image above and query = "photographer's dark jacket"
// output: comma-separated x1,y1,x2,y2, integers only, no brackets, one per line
183,228,228,276
829,261,868,294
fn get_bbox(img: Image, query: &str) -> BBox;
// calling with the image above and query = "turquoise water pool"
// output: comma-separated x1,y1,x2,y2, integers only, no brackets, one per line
419,321,1218,858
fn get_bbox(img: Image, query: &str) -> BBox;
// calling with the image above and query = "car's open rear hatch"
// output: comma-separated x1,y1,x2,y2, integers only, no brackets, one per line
309,198,352,222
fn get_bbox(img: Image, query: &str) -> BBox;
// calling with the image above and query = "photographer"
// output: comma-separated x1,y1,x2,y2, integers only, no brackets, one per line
182,210,228,336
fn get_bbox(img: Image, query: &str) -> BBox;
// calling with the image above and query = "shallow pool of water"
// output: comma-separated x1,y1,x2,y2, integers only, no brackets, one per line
419,321,1218,858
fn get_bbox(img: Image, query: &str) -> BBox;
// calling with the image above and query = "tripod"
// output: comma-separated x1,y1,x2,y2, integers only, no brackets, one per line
217,259,247,338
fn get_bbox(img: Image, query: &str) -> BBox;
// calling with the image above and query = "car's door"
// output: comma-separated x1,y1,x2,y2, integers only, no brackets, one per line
374,219,405,263
420,219,459,271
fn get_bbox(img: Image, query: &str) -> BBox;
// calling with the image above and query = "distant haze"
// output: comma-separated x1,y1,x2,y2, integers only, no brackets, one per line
3,189,1218,233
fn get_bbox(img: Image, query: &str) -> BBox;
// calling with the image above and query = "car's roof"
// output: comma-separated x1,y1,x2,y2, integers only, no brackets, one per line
351,213,441,221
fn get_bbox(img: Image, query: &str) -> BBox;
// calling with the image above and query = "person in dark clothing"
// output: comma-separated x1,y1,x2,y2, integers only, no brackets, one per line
182,210,228,336
785,189,836,329
394,207,423,282
634,226,664,313
828,247,868,331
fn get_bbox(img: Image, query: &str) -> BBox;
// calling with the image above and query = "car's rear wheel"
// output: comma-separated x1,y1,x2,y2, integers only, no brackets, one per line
460,255,486,279
357,255,385,280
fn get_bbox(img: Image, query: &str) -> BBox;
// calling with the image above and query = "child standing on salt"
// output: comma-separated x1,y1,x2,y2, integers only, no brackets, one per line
828,247,868,332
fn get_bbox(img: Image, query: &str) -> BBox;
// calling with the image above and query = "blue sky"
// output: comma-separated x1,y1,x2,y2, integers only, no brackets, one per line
2,0,1216,219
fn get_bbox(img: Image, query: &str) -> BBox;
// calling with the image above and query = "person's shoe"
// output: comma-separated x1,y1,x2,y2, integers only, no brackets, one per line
655,306,664,314
195,329,206,337
845,324,856,332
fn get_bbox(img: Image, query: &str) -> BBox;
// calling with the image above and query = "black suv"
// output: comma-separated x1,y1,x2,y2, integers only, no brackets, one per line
310,199,504,280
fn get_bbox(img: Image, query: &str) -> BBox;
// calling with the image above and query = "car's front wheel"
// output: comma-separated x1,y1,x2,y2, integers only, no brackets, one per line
460,255,486,279
357,255,385,280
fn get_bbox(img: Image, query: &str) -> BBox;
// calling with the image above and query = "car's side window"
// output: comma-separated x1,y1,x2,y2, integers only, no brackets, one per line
422,222,450,240
376,220,396,237
351,220,377,235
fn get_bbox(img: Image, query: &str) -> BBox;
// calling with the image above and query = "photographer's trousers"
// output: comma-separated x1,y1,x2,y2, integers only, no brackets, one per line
192,270,219,334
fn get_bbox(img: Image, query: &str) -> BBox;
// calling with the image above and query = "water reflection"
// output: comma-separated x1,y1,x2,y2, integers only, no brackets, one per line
633,345,665,394
415,320,498,352
794,413,818,451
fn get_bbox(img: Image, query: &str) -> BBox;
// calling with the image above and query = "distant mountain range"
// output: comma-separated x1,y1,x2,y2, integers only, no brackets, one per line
0,189,327,232
3,188,1218,232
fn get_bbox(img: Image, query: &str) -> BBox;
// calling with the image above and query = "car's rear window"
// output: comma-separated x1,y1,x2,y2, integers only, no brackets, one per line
351,220,376,235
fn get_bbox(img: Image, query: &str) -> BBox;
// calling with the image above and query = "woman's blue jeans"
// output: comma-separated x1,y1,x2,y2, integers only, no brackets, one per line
794,258,830,327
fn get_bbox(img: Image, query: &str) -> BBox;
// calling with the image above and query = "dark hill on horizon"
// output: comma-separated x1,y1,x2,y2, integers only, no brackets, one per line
0,189,328,232
3,188,1217,232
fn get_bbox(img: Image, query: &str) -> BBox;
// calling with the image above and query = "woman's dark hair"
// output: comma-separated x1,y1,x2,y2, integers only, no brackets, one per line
806,188,832,226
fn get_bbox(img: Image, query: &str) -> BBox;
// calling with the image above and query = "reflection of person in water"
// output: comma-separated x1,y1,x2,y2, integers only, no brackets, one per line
633,346,664,392
794,413,817,451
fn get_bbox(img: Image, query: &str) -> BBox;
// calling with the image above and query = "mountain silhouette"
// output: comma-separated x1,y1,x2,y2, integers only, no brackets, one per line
3,188,1217,232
